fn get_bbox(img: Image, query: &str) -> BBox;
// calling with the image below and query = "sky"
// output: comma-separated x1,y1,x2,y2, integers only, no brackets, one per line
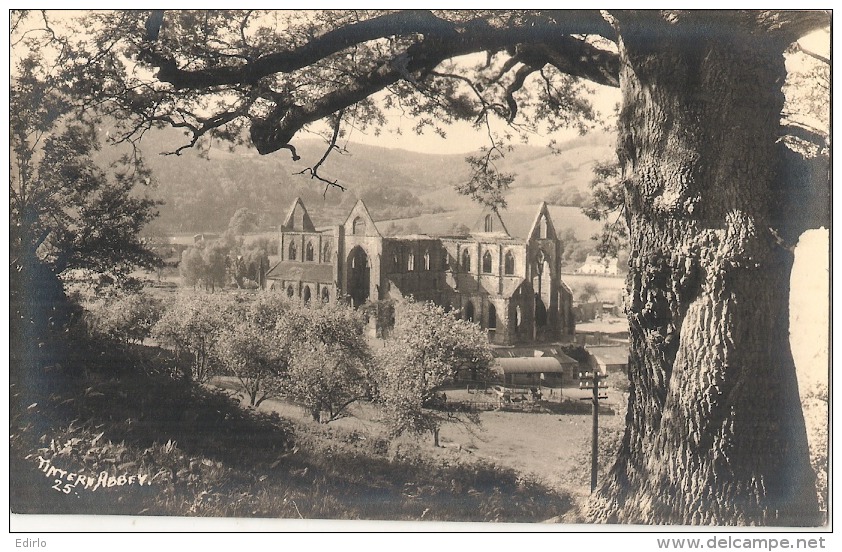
341,81,622,155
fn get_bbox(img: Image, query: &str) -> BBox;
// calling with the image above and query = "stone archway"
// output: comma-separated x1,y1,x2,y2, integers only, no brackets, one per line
348,246,370,307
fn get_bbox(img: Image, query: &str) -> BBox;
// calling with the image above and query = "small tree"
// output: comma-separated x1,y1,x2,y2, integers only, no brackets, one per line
179,242,230,291
582,160,626,256
227,207,259,235
214,293,292,405
578,281,601,304
285,341,371,423
179,246,206,288
278,301,373,421
374,300,493,446
232,247,270,289
202,243,228,292
216,319,286,407
151,293,237,382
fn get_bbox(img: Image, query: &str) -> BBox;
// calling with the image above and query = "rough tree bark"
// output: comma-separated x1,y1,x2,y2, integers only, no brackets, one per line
588,13,820,525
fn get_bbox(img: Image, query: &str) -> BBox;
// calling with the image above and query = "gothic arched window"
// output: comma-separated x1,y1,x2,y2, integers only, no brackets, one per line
305,241,314,261
482,251,493,273
288,241,297,261
504,251,515,275
462,249,471,272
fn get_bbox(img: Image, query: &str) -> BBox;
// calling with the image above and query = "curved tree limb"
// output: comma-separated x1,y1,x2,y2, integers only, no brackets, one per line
141,10,616,89
134,9,823,162
246,31,618,154
504,64,538,122
792,42,830,65
781,122,829,147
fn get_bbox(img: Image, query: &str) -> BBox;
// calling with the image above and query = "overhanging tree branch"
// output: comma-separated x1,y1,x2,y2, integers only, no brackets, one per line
781,122,829,147
246,35,618,154
134,10,621,157
504,64,538,122
141,9,616,89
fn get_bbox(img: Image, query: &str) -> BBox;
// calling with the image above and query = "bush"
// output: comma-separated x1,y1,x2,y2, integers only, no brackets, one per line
802,381,828,515
87,292,163,345
152,293,242,382
374,300,492,445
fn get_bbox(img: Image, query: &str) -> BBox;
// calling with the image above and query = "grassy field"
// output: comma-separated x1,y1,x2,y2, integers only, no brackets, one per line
212,376,626,502
11,334,590,523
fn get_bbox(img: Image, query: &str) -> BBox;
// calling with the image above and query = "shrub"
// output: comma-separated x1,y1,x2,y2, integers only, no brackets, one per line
87,291,163,345
374,299,492,445
277,301,372,421
152,293,242,382
802,381,828,515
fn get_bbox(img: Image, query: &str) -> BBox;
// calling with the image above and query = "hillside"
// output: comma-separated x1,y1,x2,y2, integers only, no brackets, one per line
10,309,575,521
377,205,605,242
102,126,616,235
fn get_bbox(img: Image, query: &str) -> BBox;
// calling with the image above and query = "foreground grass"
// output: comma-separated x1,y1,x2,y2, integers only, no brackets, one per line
10,335,574,522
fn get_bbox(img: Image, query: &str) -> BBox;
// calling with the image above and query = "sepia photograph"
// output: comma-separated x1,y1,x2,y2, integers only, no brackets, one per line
8,7,831,537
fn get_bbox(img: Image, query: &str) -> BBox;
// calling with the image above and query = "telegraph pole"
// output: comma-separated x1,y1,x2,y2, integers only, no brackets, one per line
579,370,608,493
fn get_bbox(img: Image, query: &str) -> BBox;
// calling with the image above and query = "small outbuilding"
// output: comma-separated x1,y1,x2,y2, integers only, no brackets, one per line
586,345,629,375
492,354,578,387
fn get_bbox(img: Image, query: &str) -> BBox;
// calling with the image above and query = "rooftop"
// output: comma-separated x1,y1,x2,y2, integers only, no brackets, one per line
266,261,334,284
586,346,630,367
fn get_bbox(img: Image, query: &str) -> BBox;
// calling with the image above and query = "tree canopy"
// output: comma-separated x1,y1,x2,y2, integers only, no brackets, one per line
51,10,826,205
374,299,493,446
10,12,161,286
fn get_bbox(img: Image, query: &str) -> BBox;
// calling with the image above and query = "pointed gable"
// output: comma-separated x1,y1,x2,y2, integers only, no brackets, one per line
470,207,511,237
343,199,381,237
282,198,316,232
526,202,558,241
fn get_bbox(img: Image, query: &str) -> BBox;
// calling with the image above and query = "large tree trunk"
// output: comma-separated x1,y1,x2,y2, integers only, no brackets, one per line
589,14,819,525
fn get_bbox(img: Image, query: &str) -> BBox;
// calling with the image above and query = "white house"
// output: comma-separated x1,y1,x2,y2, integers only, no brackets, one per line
576,254,619,276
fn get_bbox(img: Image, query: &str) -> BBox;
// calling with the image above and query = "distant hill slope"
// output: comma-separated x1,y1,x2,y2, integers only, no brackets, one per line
103,127,616,234
376,204,605,242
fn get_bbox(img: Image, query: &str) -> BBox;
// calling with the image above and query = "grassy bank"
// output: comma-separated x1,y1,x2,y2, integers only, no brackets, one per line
10,334,574,522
